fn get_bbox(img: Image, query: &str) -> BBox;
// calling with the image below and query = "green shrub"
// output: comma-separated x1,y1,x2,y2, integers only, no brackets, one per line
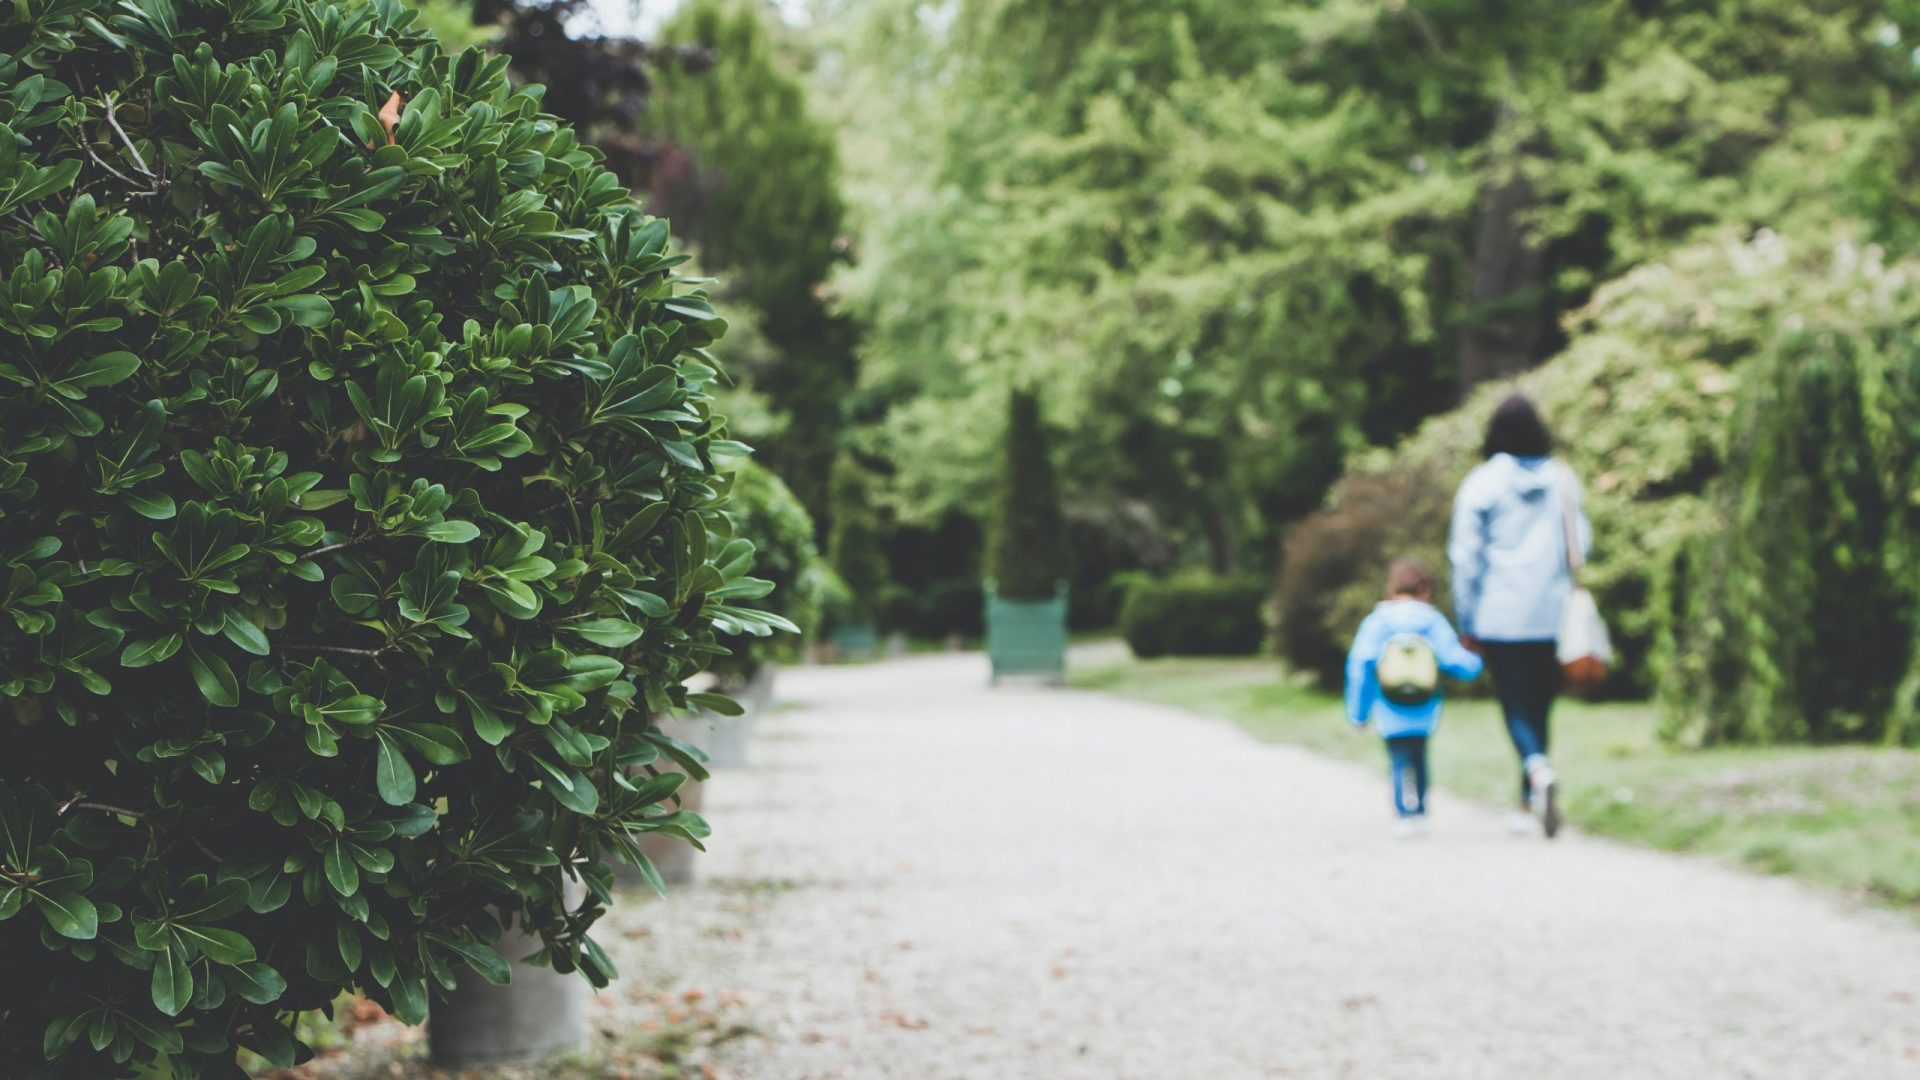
825,455,887,625
0,4,773,1074
988,389,1068,601
709,462,824,682
1065,504,1175,630
1275,465,1454,690
1657,314,1920,746
1120,573,1267,659
883,578,984,640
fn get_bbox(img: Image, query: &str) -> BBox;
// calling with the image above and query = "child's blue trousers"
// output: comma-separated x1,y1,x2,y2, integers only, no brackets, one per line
1385,735,1430,817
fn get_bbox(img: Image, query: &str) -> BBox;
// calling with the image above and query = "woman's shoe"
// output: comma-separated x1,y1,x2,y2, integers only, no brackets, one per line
1526,759,1562,839
1539,775,1562,838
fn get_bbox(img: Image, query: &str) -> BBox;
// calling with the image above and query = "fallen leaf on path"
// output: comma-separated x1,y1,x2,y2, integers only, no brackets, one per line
880,1009,930,1030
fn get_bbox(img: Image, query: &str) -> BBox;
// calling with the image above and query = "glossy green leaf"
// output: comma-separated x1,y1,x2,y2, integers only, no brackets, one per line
373,732,415,805
185,642,239,707
151,945,192,1016
570,618,643,648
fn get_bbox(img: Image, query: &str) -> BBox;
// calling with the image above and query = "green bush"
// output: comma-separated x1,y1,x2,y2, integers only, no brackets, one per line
988,389,1068,601
1657,312,1920,745
709,463,824,682
884,578,984,640
1275,464,1454,691
825,455,887,626
0,4,774,1074
1065,504,1175,631
1120,573,1267,659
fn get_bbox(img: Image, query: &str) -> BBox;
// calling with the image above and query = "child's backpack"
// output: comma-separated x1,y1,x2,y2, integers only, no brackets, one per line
1377,633,1440,706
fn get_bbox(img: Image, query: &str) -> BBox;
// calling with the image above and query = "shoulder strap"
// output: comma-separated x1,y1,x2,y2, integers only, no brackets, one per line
1557,461,1584,575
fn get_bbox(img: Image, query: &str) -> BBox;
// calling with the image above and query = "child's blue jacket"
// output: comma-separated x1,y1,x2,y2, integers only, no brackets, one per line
1344,599,1484,738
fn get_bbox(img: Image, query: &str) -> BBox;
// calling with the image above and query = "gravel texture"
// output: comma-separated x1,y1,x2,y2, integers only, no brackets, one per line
658,652,1920,1080
298,651,1920,1079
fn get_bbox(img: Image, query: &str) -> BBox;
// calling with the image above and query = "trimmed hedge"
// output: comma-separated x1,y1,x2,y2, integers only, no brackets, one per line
825,455,887,626
1120,572,1267,659
988,388,1068,601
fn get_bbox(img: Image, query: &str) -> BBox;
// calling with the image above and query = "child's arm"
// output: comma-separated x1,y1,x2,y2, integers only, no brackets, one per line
1344,616,1381,726
1428,613,1485,681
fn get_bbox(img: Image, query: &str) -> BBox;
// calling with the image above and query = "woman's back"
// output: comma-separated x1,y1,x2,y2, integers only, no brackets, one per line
1448,452,1589,642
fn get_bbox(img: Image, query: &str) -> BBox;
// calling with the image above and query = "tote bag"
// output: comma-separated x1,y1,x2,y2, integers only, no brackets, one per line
1556,464,1613,693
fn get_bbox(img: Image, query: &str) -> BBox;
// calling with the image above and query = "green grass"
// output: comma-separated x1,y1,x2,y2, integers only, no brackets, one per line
1072,653,1920,913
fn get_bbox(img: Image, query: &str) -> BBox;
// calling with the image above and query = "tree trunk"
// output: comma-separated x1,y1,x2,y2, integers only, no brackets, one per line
1457,106,1552,391
1202,500,1240,575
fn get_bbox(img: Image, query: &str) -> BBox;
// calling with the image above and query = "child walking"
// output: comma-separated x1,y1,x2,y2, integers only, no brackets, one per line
1345,558,1484,836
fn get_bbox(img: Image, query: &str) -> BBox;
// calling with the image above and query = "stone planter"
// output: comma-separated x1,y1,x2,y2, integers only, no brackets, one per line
704,708,752,770
702,665,774,770
742,665,777,713
428,881,588,1068
984,585,1068,685
828,621,878,661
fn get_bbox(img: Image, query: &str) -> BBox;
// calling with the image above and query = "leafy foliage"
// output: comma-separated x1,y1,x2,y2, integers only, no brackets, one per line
0,0,774,1073
708,463,825,683
1656,259,1920,745
822,0,1920,571
1275,464,1455,691
988,390,1067,602
1119,572,1267,660
825,455,887,625
647,0,855,521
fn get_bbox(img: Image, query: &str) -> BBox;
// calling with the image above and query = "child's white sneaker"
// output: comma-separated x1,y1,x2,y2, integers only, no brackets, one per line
1393,818,1420,841
1506,810,1535,837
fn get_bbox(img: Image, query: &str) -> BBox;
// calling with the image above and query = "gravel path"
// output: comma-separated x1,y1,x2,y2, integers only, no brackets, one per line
621,652,1920,1080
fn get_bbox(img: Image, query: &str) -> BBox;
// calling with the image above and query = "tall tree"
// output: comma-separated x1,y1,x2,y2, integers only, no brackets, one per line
463,0,712,185
824,0,1912,571
989,390,1069,600
647,0,856,520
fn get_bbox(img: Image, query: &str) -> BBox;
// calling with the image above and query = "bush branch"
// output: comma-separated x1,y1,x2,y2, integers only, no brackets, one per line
281,642,392,659
62,800,147,820
104,94,157,180
303,531,375,559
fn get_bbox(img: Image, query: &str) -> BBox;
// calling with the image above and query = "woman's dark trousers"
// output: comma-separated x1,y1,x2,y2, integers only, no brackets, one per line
1482,641,1560,803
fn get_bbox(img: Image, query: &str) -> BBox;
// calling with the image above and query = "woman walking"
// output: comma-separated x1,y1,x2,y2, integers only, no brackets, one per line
1447,395,1590,838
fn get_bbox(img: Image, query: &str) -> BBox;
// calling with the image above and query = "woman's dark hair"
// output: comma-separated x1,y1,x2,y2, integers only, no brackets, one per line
1482,394,1553,458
